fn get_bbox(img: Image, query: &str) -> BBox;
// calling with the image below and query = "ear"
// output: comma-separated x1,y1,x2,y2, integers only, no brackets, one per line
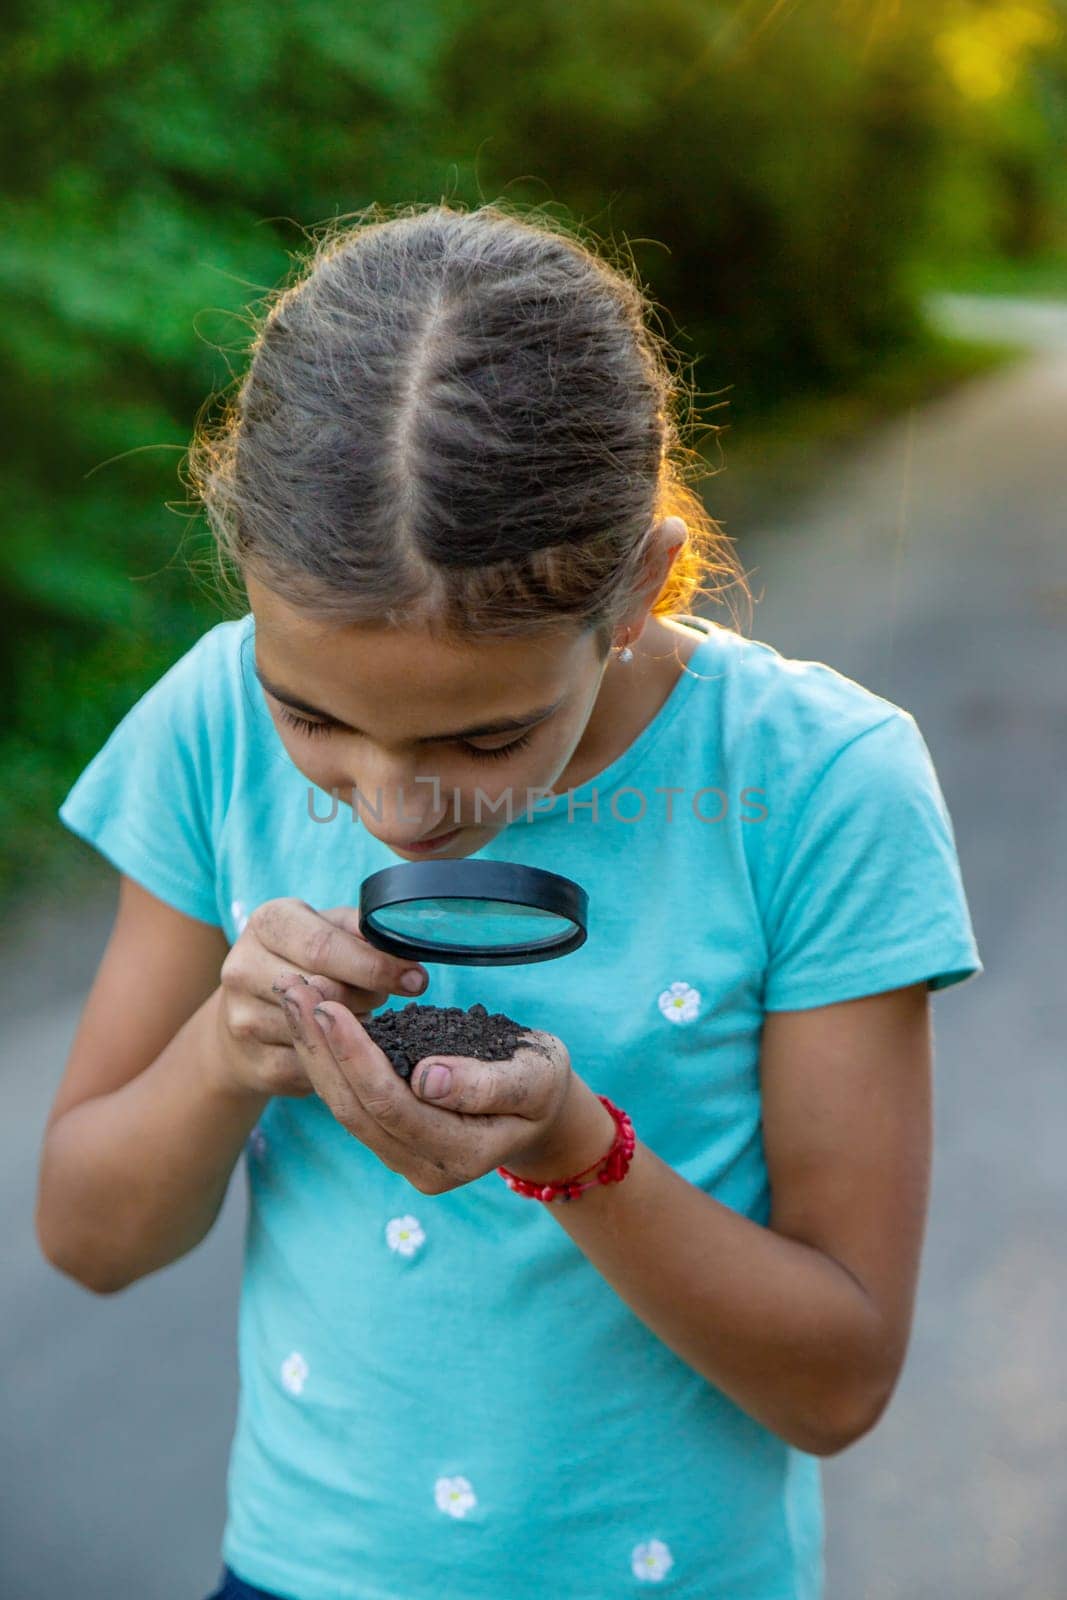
621,517,689,635
655,514,688,565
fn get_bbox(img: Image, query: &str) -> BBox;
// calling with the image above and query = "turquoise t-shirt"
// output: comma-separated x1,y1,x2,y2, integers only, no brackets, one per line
57,611,983,1600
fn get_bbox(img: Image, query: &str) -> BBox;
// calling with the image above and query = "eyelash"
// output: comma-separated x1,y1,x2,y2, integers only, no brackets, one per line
274,705,535,762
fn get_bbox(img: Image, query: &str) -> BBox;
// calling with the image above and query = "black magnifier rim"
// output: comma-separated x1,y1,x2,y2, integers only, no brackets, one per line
358,859,588,966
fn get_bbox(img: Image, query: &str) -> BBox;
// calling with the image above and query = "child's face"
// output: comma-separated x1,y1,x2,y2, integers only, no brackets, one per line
246,574,614,859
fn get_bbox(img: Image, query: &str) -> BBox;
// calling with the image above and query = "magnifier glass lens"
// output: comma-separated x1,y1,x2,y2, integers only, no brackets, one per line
369,897,576,952
358,860,588,965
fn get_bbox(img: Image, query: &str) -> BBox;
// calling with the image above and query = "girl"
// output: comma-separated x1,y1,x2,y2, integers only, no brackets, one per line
40,201,983,1600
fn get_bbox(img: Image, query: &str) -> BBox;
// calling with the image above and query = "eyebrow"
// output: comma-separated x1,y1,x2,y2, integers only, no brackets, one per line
252,662,564,742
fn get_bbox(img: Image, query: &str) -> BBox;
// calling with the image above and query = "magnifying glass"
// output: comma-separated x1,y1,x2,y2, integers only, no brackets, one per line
358,859,589,966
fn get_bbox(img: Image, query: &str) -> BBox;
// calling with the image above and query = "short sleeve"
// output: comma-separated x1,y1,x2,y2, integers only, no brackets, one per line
761,710,983,1011
57,628,229,926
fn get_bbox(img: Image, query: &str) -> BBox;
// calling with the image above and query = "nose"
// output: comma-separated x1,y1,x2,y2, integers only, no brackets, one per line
345,765,451,847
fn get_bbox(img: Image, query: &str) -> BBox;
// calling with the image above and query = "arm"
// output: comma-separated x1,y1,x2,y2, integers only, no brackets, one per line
37,881,430,1295
513,981,932,1456
37,989,268,1295
36,878,267,1295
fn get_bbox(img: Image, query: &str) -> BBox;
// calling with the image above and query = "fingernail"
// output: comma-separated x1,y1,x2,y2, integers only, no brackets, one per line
274,972,309,995
402,969,427,994
313,1007,334,1033
419,1063,452,1099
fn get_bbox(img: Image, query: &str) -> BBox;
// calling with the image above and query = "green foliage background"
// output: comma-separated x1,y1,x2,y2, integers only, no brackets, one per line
3,0,1065,911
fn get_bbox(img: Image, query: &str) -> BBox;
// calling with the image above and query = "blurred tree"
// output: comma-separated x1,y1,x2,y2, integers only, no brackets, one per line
921,0,1067,262
435,0,947,414
0,0,460,894
1,0,1064,905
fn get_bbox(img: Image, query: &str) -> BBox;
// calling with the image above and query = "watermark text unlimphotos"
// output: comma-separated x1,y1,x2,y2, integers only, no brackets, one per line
305,777,770,826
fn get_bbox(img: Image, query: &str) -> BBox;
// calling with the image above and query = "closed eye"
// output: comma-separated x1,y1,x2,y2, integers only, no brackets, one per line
274,704,535,761
460,731,534,761
275,706,334,740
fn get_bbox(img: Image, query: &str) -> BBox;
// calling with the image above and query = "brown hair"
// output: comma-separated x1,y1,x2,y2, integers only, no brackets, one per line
188,199,751,655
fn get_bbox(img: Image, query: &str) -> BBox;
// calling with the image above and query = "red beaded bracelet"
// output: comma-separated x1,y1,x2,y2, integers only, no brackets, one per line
497,1095,636,1202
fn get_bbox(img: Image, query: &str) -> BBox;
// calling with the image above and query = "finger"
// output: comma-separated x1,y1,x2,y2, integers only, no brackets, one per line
316,905,430,1000
315,907,402,1011
278,983,374,1126
279,984,445,1181
409,1030,568,1118
252,898,430,1002
299,992,519,1171
232,935,388,1018
257,910,418,1018
305,995,571,1190
268,966,388,1018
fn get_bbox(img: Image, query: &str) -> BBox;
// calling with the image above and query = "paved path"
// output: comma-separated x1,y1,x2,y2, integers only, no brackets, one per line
741,301,1067,1599
2,298,1064,1598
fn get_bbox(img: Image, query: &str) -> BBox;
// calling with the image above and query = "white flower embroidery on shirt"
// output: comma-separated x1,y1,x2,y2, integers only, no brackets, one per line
658,981,701,1024
434,1475,477,1518
386,1215,426,1257
632,1538,675,1582
231,899,250,936
247,1126,268,1162
280,1351,309,1396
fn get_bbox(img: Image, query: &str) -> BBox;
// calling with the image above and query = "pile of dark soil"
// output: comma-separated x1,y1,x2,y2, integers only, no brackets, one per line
363,1000,539,1082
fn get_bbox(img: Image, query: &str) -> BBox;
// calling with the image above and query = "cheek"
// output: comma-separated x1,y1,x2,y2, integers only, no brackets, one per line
428,724,584,820
270,722,354,802
272,725,330,782
474,715,588,800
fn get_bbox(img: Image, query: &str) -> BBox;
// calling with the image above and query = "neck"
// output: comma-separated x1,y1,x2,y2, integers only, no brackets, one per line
553,615,704,793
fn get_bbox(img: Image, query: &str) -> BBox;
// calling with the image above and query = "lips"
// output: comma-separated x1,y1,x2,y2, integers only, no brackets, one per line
404,826,461,852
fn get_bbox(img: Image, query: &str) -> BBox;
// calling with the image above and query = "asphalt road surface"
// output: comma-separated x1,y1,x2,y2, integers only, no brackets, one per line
3,296,1064,1599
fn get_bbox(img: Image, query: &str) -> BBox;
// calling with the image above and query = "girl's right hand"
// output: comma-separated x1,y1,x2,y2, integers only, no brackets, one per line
211,898,429,1100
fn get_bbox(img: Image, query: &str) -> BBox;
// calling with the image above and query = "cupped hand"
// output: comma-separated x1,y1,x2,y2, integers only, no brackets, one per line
279,981,574,1195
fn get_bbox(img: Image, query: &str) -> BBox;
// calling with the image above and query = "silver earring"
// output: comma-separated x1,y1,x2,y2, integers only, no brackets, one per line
617,633,634,664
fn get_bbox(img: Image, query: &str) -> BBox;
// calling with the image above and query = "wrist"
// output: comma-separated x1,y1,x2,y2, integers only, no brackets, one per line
505,1076,617,1185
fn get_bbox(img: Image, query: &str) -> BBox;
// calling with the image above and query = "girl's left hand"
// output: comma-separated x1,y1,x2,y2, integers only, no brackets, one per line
278,979,574,1195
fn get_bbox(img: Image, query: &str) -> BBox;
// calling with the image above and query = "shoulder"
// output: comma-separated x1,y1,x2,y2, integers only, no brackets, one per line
123,613,255,756
687,621,943,878
144,612,253,705
56,614,257,925
61,612,257,835
159,612,259,802
704,623,909,764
